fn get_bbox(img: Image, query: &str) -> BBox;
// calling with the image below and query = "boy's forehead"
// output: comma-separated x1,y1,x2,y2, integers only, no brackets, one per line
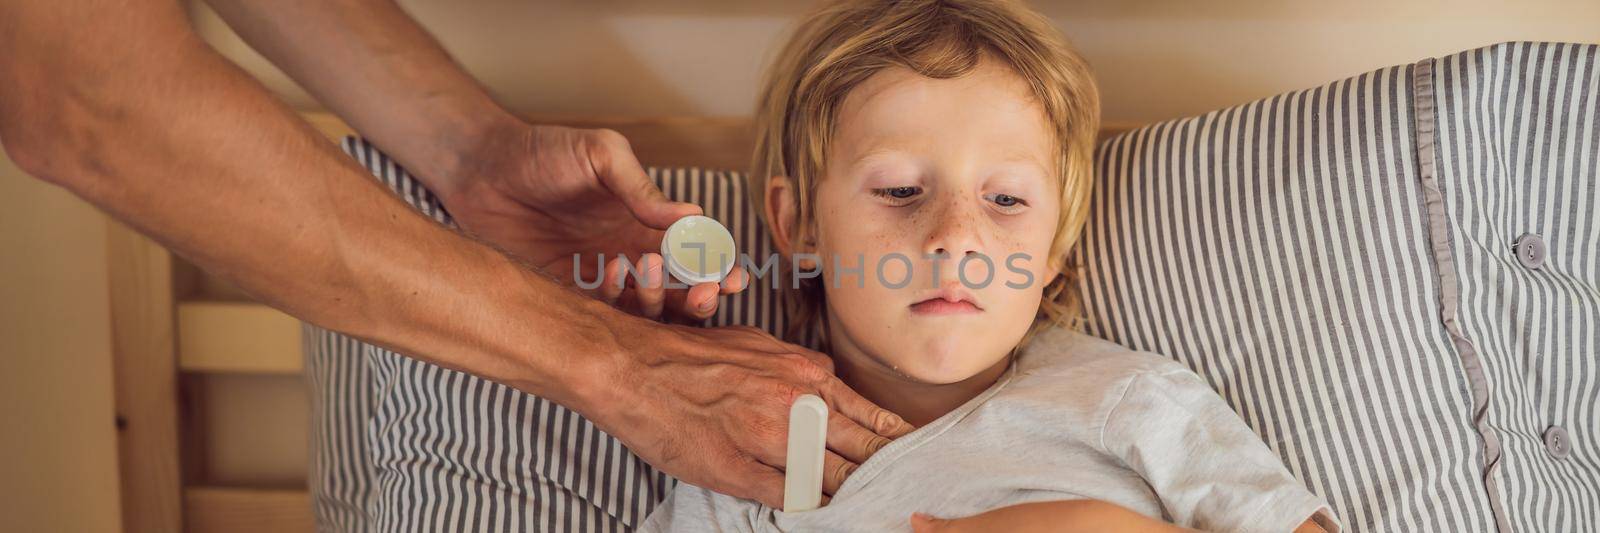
830,62,1055,171
841,145,1050,176
839,59,1037,119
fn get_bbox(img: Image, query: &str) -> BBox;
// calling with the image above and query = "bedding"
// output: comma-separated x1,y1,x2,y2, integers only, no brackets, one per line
1076,41,1597,531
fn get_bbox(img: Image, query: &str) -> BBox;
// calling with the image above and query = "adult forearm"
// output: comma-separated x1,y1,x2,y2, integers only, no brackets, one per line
201,0,517,199
0,0,613,408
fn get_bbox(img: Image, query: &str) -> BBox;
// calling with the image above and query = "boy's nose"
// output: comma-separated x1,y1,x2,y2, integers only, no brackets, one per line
922,197,985,260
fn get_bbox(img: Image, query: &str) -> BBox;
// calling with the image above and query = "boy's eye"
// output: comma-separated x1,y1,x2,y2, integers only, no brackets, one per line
882,186,920,199
870,186,923,204
985,192,1028,212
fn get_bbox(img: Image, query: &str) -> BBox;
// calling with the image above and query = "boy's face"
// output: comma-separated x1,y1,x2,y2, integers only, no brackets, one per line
777,57,1063,385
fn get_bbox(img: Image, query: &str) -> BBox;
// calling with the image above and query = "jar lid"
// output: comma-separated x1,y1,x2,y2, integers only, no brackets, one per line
660,215,737,285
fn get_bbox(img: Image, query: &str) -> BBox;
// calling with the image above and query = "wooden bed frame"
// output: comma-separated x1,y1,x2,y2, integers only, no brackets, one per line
106,112,1138,533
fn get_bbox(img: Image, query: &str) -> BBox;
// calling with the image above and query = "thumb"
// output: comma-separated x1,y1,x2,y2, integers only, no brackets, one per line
910,512,949,533
589,131,702,229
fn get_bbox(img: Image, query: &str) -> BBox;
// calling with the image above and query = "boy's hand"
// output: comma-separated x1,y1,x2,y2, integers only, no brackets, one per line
912,501,1326,533
910,500,1194,533
435,120,745,321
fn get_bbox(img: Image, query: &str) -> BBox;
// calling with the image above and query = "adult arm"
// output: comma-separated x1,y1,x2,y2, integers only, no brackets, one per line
200,0,507,197
201,0,740,319
0,0,909,508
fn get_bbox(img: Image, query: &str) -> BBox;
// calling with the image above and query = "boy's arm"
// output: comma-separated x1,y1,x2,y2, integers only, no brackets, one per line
1101,369,1342,532
911,500,1328,533
1295,517,1332,533
910,499,1191,533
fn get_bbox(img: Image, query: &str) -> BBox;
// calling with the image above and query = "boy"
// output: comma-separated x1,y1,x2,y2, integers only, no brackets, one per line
638,0,1341,531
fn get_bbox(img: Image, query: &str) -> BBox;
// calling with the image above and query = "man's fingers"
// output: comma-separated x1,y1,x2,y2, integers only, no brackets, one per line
660,267,747,321
635,254,666,318
599,255,627,305
821,450,857,497
817,377,915,438
826,407,893,464
663,281,721,321
737,450,850,509
791,350,835,375
719,266,749,295
737,463,788,510
588,129,701,230
687,282,722,318
761,342,835,375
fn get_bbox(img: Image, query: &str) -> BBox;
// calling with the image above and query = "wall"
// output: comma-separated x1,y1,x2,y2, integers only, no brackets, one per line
194,0,1600,124
0,153,123,532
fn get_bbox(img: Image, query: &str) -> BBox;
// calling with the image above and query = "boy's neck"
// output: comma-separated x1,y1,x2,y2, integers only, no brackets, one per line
825,328,1013,428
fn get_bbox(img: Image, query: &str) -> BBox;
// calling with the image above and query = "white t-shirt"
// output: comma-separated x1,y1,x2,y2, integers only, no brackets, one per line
640,327,1342,533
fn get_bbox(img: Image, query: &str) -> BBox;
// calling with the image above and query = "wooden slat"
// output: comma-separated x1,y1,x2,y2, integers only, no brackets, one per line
178,301,303,374
107,220,184,533
299,111,1147,171
1098,121,1141,140
184,487,314,533
535,115,755,171
301,111,756,170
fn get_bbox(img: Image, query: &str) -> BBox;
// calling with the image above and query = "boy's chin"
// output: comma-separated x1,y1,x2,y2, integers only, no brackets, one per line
886,339,1007,385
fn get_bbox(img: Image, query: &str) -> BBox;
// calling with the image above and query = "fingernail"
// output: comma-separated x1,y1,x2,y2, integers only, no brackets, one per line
699,298,715,312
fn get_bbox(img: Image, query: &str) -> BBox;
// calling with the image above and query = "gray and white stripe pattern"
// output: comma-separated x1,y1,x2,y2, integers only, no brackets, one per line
1077,41,1598,532
306,138,795,532
1429,42,1599,532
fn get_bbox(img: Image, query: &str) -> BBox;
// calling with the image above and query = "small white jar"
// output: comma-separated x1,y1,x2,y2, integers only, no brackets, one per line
660,215,737,285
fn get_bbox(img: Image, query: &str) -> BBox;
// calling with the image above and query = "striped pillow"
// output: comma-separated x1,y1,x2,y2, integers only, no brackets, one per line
1428,42,1598,531
1076,41,1598,532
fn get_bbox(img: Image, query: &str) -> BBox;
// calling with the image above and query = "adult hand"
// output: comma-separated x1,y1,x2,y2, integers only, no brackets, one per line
577,320,918,509
436,119,747,322
443,122,916,502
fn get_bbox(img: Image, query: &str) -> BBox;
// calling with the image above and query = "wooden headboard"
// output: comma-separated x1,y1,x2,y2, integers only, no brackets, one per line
306,112,1141,171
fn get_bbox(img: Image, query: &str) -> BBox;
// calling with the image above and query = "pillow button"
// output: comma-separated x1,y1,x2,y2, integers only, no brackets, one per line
1514,233,1546,270
1544,425,1572,460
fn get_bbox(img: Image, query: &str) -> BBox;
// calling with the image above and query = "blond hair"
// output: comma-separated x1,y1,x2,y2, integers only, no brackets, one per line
751,0,1100,347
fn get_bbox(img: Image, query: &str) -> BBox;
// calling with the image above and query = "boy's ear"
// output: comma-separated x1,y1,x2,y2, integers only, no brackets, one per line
765,175,814,260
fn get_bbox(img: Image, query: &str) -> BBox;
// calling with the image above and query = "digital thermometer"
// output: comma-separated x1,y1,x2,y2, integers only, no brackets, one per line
783,394,828,512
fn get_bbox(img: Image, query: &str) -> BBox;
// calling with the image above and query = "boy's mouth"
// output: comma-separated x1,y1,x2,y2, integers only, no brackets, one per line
909,287,983,315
